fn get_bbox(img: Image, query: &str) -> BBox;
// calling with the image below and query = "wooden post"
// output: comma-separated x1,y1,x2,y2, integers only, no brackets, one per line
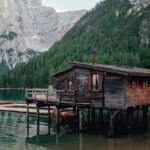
27,123,29,138
143,105,148,128
56,106,60,132
77,107,79,131
127,108,132,131
92,108,95,127
136,106,139,127
88,108,90,127
36,102,40,135
73,107,76,113
79,108,83,131
118,112,123,122
99,109,103,128
108,110,113,137
36,103,40,126
27,103,29,123
46,89,48,101
48,105,51,134
37,125,40,135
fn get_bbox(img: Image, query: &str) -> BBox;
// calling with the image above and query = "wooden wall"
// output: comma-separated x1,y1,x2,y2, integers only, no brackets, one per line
56,69,74,90
55,68,126,109
75,68,103,108
55,67,150,109
126,80,150,107
104,76,126,109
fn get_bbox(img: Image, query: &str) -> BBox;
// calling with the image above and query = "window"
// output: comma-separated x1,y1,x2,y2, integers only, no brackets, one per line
88,72,103,91
128,80,132,87
136,79,143,87
146,80,150,87
92,74,99,91
136,80,140,87
64,79,78,91
69,80,74,90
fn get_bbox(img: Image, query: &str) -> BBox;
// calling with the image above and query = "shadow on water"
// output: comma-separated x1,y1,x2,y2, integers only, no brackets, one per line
25,127,150,150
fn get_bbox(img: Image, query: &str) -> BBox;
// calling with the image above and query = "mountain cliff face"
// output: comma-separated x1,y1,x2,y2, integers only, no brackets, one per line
128,0,150,44
1,0,150,88
0,0,86,73
130,0,150,5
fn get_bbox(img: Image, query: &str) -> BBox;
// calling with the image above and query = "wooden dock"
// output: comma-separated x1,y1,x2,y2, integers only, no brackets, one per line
25,88,150,137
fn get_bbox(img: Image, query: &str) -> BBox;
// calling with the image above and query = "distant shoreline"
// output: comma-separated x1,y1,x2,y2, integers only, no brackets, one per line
0,88,25,90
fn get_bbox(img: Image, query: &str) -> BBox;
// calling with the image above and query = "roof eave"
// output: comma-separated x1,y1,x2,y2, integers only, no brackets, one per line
53,67,73,77
69,62,129,76
129,73,150,77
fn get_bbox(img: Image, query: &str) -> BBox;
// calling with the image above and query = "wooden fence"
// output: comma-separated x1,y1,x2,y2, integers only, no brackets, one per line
25,89,75,104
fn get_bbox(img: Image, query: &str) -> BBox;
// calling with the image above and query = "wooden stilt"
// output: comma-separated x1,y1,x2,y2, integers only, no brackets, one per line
48,105,51,134
37,125,39,135
145,106,148,126
73,107,76,113
56,106,60,132
76,107,79,131
108,110,113,137
92,108,95,127
27,123,29,138
127,108,132,131
99,109,103,128
136,106,139,127
88,108,90,127
79,108,83,131
27,103,29,123
118,112,122,122
143,105,148,128
36,103,40,126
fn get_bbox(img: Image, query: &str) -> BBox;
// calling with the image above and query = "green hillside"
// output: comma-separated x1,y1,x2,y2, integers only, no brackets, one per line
0,0,150,88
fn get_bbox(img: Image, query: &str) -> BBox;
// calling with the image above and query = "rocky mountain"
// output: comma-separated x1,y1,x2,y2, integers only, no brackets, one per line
1,0,150,88
0,0,86,74
130,0,150,5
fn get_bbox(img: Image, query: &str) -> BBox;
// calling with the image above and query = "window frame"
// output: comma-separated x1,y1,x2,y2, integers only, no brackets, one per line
92,73,99,91
68,79,75,91
128,80,132,87
136,79,142,87
145,80,150,87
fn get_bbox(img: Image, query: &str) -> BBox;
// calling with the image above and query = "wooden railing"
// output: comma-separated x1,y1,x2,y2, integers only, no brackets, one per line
25,89,75,104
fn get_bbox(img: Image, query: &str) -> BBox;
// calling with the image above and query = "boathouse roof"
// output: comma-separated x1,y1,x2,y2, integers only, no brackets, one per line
53,61,150,77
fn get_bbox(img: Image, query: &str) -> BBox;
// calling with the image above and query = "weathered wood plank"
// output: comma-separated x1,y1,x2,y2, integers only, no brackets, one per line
104,78,125,109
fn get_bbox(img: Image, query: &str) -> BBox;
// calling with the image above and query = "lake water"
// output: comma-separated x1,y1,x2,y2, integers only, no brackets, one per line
0,112,150,150
0,90,150,150
0,90,25,101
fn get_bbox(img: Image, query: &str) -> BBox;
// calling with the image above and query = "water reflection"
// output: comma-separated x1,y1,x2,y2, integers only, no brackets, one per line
25,131,150,150
0,112,150,150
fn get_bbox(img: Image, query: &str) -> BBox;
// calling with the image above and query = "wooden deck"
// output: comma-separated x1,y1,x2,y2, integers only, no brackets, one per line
25,88,91,107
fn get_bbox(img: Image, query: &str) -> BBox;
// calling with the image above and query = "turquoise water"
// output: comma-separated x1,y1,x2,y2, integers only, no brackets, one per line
0,90,150,150
0,90,25,101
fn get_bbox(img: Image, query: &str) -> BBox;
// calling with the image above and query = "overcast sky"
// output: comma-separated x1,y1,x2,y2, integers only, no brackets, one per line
42,0,101,12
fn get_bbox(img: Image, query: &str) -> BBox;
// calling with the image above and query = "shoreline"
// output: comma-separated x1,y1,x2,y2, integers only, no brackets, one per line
0,88,25,90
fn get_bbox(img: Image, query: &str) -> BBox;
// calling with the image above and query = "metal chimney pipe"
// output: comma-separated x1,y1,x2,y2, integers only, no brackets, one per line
93,49,96,65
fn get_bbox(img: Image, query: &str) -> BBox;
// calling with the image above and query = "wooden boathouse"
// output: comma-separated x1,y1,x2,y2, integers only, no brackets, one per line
26,61,150,136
